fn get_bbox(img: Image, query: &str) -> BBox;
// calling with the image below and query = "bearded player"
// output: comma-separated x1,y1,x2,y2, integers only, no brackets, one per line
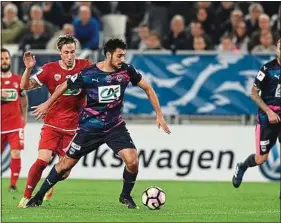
18,35,93,207
1,48,28,192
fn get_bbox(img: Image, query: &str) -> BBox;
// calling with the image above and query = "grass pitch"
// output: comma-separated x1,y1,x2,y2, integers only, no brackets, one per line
1,178,280,222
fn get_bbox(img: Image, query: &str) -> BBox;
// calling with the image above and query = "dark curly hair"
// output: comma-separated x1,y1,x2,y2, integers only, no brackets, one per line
103,38,127,56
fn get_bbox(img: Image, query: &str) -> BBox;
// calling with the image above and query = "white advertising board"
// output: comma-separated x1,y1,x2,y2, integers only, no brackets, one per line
1,124,280,182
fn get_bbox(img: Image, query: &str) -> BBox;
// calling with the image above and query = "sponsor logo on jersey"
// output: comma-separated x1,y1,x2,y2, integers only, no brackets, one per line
105,75,112,83
257,71,266,81
4,81,10,85
117,75,123,82
1,89,18,101
70,142,81,150
98,85,121,103
54,73,61,81
55,84,81,96
259,144,280,181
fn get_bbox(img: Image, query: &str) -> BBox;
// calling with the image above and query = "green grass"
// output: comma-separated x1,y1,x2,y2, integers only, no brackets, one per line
1,178,280,222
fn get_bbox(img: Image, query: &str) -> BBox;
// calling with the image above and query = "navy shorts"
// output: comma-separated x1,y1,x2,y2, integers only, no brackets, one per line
66,123,136,159
256,123,281,155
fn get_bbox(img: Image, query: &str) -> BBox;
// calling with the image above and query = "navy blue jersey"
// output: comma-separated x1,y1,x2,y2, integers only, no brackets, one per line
254,59,281,125
67,63,142,131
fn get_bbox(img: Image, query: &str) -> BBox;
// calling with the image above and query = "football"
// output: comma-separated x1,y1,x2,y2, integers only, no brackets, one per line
142,186,166,210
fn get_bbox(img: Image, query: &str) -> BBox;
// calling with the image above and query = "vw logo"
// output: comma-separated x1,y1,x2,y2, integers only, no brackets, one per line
259,144,280,181
1,143,11,174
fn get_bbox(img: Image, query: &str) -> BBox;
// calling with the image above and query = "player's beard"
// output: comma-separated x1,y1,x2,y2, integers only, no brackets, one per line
1,64,11,72
110,58,122,70
66,60,74,69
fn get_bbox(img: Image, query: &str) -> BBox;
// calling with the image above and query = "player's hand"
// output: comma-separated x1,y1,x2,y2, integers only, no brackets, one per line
266,110,281,124
23,51,36,69
156,115,171,134
31,102,49,120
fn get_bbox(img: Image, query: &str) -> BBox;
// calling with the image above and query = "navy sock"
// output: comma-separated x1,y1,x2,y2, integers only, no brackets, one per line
241,154,257,169
36,166,63,198
121,167,137,197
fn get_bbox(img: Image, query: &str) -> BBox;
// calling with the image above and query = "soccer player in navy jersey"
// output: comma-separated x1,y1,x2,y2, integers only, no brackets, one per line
232,39,281,199
26,38,171,208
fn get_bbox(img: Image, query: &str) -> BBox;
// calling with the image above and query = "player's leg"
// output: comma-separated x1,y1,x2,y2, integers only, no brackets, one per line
7,129,24,192
19,127,59,207
232,123,277,188
105,124,138,209
43,132,74,201
25,155,79,207
25,129,102,208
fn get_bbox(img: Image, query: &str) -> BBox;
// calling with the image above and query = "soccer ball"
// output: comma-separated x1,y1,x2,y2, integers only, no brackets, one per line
142,186,166,210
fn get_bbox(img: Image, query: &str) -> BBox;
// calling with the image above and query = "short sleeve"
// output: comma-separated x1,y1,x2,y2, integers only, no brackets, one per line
254,66,267,90
67,72,84,90
127,64,142,86
30,65,48,86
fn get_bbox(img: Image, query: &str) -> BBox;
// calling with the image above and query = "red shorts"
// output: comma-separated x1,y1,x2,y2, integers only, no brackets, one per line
38,126,75,156
1,129,24,152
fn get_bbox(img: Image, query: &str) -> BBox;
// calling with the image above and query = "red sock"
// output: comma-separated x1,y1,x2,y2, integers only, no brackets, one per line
10,158,21,187
23,159,48,199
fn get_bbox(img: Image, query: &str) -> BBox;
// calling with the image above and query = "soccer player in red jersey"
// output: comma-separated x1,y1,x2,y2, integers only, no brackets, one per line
1,48,28,192
18,35,92,207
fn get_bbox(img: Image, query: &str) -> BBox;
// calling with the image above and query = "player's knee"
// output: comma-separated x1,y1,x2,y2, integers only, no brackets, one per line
126,159,139,173
61,169,71,180
10,149,20,159
38,149,53,163
256,154,268,164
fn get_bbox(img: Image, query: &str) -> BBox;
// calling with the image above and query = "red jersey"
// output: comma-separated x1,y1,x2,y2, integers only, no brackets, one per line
31,59,92,131
1,73,24,133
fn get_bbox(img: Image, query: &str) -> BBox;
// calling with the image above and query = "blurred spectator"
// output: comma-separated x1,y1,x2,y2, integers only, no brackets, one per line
73,6,100,50
28,5,58,36
19,20,51,51
218,9,244,43
249,14,279,51
46,24,81,50
168,2,195,27
252,32,276,53
193,36,207,51
42,2,69,28
244,3,264,36
186,21,213,50
70,2,101,22
145,31,163,50
163,15,189,51
194,7,216,38
215,2,236,24
2,3,25,44
130,24,150,50
232,21,250,52
195,1,217,26
217,34,236,52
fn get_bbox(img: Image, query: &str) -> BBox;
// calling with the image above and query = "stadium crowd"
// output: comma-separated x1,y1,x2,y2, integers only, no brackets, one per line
2,1,281,53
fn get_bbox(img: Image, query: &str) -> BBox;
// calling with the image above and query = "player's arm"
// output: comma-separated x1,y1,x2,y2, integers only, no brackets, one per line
19,91,28,127
251,68,280,123
32,81,68,120
250,85,280,123
20,52,39,90
138,78,171,134
32,73,84,120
